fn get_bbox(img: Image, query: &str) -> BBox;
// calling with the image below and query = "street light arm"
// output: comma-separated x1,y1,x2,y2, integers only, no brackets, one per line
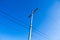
28,8,38,18
32,8,38,14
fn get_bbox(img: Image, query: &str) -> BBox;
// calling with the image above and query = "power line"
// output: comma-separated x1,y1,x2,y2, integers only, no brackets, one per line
0,10,48,39
0,10,49,39
0,11,29,30
0,13,29,30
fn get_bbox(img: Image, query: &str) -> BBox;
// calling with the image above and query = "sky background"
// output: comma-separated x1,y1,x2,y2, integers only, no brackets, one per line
0,0,60,40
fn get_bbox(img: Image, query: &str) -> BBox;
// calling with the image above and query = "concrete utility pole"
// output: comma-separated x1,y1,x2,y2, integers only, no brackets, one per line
28,8,38,40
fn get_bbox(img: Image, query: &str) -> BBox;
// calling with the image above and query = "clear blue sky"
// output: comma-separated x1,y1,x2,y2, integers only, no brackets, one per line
0,0,60,40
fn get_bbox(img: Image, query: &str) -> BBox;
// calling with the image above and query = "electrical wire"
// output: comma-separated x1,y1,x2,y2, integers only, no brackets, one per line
0,10,49,39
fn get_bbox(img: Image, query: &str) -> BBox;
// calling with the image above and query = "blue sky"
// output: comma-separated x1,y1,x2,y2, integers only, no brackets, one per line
0,0,60,40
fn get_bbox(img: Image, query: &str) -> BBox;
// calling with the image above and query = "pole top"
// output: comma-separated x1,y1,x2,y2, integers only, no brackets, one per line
32,8,38,14
28,8,39,18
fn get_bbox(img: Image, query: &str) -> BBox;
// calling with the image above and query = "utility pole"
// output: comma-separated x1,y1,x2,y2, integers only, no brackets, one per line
28,8,38,40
